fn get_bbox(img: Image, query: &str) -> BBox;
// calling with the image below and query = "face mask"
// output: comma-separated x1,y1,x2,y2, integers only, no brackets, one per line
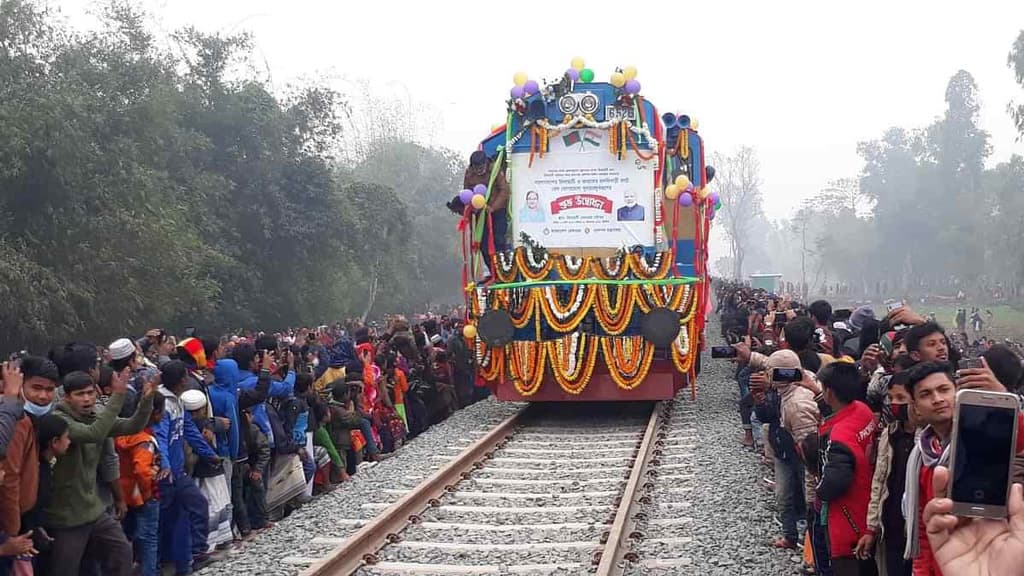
887,402,910,424
23,400,53,417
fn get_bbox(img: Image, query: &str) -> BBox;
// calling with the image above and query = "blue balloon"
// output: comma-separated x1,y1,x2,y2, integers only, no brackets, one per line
459,189,473,204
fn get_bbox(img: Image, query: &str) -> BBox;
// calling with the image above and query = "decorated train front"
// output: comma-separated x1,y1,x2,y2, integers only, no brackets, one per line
459,59,717,401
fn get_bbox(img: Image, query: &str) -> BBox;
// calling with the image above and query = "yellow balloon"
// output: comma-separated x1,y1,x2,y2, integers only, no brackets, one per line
513,71,528,87
665,184,680,200
610,72,625,88
471,194,487,210
463,324,478,339
675,175,691,189
623,66,638,81
571,57,585,71
691,118,700,130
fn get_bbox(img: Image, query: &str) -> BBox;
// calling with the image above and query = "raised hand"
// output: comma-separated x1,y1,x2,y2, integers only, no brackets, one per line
925,465,1024,576
2,361,24,399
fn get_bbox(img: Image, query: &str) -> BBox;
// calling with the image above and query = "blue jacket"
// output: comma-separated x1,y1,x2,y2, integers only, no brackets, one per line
155,387,218,478
238,369,294,448
210,359,240,460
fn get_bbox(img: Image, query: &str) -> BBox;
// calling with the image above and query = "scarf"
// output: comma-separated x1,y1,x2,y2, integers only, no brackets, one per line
903,425,950,560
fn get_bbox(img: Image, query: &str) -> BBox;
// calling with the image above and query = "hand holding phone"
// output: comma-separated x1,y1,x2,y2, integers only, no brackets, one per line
948,389,1020,518
771,367,803,383
710,346,738,359
956,357,1006,393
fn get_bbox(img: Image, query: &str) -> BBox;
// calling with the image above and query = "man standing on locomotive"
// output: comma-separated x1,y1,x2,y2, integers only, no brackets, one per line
463,150,510,276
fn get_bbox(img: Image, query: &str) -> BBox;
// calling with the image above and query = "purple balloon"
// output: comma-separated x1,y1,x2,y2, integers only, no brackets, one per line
510,85,525,99
523,80,539,94
678,192,694,207
624,79,641,94
473,183,487,196
566,68,580,81
708,192,720,205
459,189,473,204
709,208,716,220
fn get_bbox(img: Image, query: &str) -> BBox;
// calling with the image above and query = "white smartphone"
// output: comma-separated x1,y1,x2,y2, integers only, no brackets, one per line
948,389,1020,518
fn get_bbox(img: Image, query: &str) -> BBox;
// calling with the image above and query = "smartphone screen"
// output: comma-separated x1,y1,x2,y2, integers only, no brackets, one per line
710,346,737,359
951,392,1018,517
772,368,803,382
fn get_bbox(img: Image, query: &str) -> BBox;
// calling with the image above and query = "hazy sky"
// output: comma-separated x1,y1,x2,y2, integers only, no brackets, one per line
57,0,1024,220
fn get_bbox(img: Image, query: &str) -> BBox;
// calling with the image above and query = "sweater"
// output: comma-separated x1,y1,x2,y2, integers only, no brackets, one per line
47,391,153,529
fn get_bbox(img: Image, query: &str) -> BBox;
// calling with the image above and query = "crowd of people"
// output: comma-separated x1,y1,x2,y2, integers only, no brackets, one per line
716,281,1024,576
0,314,483,576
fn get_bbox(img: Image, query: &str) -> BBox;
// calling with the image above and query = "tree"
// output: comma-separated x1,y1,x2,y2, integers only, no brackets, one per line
1010,30,1024,138
711,146,765,280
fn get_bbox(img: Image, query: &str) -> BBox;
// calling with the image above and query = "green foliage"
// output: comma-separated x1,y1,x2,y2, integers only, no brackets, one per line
1010,30,1024,137
0,1,462,351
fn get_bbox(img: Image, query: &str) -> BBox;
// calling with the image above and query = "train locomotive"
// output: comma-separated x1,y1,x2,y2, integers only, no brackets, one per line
458,60,716,402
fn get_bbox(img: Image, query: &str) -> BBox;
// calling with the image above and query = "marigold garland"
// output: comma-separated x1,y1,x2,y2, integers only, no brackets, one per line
594,285,635,335
537,285,595,332
670,324,695,375
515,246,553,281
503,287,536,329
601,336,656,390
628,251,673,280
554,254,591,281
591,253,628,280
480,345,503,381
509,340,546,396
636,283,690,313
546,333,599,395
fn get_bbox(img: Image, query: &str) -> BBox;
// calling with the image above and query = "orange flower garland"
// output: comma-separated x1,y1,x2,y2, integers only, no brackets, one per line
591,252,628,280
494,250,518,283
515,246,553,281
594,285,635,335
502,288,536,329
670,325,694,375
478,341,504,381
628,251,673,279
546,333,599,395
554,254,591,281
636,283,690,313
601,336,656,390
509,340,546,396
537,285,595,332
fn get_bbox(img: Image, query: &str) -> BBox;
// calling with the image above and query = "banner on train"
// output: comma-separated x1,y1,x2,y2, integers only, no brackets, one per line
510,129,656,249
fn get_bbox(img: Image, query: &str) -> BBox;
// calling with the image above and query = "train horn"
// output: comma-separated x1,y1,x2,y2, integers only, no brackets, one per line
661,112,677,130
677,114,691,129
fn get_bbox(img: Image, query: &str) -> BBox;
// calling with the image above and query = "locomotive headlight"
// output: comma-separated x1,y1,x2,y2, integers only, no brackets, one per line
558,94,578,115
579,93,599,115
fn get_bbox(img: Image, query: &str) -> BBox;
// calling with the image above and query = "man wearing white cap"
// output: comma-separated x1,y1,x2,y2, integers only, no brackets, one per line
108,338,152,418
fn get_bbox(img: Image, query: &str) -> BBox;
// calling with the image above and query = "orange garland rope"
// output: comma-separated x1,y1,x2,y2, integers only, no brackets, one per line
509,340,546,396
546,333,599,395
537,285,595,332
602,336,656,390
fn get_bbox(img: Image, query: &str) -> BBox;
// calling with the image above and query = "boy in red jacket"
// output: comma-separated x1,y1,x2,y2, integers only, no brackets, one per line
816,361,879,576
115,394,164,576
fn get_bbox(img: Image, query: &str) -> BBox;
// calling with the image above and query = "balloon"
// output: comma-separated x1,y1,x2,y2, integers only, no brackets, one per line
691,118,700,130
610,72,626,88
579,68,595,83
665,184,680,200
571,57,585,71
624,79,641,94
714,199,722,211
566,68,580,81
623,66,638,81
473,183,487,196
510,86,525,99
463,324,478,339
523,80,539,94
675,174,691,189
678,192,694,207
708,192,720,205
709,208,716,220
459,189,473,204
471,194,487,210
513,71,528,87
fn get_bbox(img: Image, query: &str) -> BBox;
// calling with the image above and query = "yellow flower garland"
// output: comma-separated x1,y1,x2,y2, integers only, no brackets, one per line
670,325,694,374
636,283,690,313
546,333,599,395
501,288,536,329
602,336,656,390
537,285,595,332
479,343,504,382
509,340,546,396
594,285,635,335
494,250,519,283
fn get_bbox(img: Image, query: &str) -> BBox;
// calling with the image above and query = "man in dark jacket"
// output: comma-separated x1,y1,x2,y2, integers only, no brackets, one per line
463,150,510,275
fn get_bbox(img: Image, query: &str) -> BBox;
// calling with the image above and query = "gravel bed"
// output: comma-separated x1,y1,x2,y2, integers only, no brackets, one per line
198,396,525,576
625,317,799,576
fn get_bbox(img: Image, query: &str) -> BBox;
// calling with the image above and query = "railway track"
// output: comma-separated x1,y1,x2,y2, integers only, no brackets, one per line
294,399,698,576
